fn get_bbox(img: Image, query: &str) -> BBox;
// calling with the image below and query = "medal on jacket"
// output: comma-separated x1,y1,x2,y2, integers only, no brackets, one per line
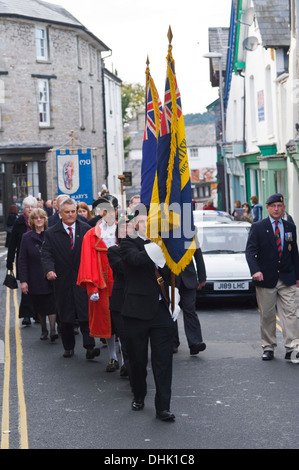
285,232,293,251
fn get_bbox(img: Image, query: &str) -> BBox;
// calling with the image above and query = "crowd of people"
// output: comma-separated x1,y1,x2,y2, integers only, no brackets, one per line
5,192,207,423
4,190,299,421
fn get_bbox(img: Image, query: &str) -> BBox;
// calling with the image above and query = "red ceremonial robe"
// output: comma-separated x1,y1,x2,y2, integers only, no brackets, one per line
77,227,114,338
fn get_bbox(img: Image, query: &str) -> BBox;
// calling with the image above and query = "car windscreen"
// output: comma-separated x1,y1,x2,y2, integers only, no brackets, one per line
198,226,250,254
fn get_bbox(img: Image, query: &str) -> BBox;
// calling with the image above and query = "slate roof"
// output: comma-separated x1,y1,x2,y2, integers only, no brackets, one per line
253,0,290,47
185,123,216,147
128,123,216,153
208,27,229,87
0,0,110,50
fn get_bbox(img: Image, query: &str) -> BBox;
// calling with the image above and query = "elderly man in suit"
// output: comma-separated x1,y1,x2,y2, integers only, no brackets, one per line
246,193,299,361
41,197,99,359
120,204,177,422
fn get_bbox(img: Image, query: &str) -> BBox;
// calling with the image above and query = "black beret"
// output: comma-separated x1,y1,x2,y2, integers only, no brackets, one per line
92,195,118,210
265,193,284,205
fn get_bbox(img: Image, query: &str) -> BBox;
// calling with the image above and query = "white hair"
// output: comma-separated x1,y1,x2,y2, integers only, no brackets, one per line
22,196,37,208
59,197,77,211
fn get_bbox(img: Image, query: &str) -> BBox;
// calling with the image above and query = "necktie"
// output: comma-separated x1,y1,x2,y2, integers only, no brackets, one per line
68,226,74,250
275,220,282,257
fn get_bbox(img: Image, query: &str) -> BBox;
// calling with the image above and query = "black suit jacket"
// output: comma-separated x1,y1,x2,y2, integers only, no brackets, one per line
107,244,125,312
41,219,91,323
246,217,299,288
177,248,206,290
120,236,171,320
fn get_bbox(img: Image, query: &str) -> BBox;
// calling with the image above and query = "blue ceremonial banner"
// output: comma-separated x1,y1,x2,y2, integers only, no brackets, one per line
56,148,93,205
141,63,162,205
147,30,196,275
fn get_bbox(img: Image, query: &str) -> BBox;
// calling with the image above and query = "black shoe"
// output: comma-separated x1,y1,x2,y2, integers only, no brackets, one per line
119,364,128,377
63,349,74,358
50,332,58,342
190,343,206,355
86,347,101,360
131,400,144,411
40,331,48,340
262,350,274,361
285,350,299,361
156,410,175,422
22,317,31,326
106,359,119,372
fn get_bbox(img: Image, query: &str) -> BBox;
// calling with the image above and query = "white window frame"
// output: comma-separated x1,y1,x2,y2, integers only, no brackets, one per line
78,81,84,129
35,26,48,61
38,79,50,127
190,148,198,158
90,86,95,131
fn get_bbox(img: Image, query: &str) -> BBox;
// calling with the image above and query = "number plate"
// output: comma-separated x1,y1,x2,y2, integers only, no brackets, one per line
213,281,249,291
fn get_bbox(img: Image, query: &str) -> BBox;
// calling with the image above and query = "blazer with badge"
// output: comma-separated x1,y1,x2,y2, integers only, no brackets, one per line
120,235,171,320
246,217,299,288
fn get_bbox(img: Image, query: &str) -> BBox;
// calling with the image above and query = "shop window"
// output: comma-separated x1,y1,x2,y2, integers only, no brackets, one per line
12,162,39,210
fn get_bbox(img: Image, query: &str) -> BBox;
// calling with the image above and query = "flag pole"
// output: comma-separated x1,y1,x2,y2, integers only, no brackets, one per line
167,26,175,313
118,174,125,216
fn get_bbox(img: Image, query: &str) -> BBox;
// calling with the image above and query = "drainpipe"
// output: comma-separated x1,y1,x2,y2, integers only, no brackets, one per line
102,59,109,185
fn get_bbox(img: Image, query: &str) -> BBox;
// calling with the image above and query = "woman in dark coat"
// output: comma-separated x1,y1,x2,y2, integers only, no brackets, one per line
6,196,37,325
18,208,58,341
5,204,19,248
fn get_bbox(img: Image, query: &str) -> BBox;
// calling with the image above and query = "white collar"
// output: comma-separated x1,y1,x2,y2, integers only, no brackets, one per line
63,222,76,231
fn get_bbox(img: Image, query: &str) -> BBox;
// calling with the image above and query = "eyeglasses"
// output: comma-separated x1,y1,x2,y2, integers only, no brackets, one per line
33,216,45,220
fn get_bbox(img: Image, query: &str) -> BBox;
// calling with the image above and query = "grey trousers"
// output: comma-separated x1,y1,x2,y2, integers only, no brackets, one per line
256,280,299,352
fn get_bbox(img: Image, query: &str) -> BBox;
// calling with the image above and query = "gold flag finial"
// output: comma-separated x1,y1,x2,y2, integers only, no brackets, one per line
167,26,173,44
146,55,150,67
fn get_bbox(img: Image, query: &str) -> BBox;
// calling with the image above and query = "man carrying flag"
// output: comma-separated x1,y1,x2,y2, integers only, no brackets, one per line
140,58,162,206
147,28,207,356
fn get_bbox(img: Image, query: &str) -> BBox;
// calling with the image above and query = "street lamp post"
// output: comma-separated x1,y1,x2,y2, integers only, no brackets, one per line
203,52,229,212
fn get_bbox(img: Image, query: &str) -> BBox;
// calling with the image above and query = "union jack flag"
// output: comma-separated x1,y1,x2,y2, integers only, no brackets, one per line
160,72,182,136
141,64,162,205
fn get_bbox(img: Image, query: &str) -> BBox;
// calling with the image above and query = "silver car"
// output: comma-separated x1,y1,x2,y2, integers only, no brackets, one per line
196,221,255,301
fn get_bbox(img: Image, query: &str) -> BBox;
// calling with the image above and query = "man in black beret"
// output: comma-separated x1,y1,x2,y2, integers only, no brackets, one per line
246,193,299,361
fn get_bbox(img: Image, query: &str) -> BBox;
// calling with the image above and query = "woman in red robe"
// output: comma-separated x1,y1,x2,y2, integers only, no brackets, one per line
77,225,114,339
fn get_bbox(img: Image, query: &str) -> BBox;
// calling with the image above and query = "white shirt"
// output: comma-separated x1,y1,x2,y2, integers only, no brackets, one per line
100,220,117,248
269,216,284,251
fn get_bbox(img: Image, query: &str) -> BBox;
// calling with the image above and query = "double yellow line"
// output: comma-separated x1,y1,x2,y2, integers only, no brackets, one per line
1,287,29,449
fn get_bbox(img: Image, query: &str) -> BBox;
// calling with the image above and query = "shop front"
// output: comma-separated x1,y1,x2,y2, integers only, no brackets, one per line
0,145,50,229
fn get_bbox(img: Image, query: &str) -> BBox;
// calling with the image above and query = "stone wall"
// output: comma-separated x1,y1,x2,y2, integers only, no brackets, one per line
0,17,107,200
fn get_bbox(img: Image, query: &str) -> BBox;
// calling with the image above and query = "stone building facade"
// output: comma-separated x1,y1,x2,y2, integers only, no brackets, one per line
0,0,111,228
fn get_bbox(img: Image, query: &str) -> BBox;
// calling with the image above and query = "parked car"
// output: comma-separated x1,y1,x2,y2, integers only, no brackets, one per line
196,221,255,301
193,210,233,226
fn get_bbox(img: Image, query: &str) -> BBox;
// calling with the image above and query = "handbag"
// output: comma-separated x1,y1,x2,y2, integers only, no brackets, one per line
3,269,18,289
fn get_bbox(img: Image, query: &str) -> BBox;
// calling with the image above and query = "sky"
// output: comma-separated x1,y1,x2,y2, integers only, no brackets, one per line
46,0,232,114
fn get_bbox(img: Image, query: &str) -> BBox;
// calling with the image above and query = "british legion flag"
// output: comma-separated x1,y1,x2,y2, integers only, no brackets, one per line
147,27,196,276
